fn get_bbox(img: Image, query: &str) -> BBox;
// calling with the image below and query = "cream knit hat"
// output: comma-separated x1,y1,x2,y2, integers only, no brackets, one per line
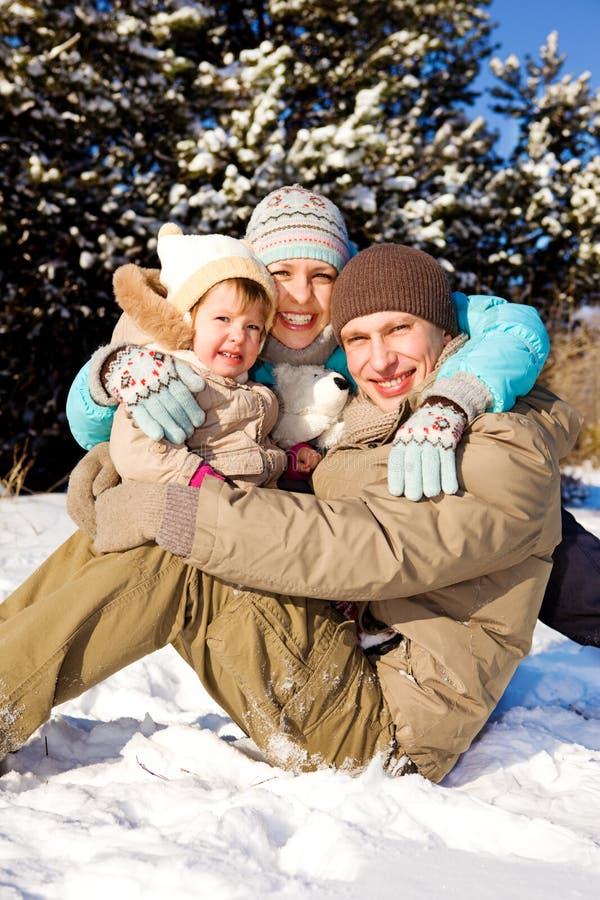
157,223,277,327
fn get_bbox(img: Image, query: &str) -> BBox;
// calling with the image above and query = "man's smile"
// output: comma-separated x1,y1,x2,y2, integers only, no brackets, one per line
374,370,416,389
371,369,416,397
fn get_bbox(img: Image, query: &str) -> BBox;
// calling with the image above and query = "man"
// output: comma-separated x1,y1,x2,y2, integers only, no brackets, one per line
0,245,580,782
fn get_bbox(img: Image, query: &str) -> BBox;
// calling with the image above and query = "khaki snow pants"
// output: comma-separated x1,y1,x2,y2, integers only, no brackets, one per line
0,530,403,773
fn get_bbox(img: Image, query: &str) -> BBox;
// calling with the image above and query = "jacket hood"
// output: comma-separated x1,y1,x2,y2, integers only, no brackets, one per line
113,263,194,351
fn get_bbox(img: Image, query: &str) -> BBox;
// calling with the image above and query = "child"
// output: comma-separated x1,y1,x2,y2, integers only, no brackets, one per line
107,223,288,489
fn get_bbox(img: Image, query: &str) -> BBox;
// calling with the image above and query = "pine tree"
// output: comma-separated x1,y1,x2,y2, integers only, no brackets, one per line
0,0,220,487
481,32,600,319
3,2,597,489
1,0,500,489
171,0,498,255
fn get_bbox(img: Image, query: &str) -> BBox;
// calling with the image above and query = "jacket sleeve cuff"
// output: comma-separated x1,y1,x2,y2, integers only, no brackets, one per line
88,342,129,406
156,478,223,565
422,372,492,422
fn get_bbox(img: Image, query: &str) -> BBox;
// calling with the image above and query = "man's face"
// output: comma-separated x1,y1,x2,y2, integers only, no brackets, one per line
341,311,452,412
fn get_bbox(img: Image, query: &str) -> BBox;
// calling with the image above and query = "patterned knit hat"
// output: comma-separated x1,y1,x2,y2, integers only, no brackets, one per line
331,243,458,343
245,184,353,272
157,223,277,328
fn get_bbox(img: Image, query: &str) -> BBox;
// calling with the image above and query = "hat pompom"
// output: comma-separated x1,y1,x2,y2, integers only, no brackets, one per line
158,222,182,238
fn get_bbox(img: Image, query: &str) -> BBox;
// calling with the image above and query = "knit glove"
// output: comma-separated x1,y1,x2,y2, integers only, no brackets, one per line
387,399,467,501
94,481,201,556
66,442,121,539
388,372,492,502
93,481,168,553
103,346,207,444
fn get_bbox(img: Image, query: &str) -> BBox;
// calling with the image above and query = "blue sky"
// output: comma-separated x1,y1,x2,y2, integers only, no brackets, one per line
474,0,599,153
487,0,598,84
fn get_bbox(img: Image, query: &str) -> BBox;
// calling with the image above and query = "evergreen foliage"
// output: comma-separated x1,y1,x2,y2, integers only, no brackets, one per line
484,32,600,318
0,1,598,490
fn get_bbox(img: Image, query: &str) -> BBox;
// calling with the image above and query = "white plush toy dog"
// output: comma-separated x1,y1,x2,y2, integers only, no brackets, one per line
270,362,350,451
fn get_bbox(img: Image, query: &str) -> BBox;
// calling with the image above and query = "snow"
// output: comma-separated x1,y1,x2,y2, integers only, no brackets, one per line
1,476,599,898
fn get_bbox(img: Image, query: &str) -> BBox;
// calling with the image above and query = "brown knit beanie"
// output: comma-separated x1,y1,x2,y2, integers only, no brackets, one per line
331,244,458,344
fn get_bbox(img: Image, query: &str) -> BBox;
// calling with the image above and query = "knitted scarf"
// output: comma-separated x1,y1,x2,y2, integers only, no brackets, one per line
259,324,339,367
342,395,403,446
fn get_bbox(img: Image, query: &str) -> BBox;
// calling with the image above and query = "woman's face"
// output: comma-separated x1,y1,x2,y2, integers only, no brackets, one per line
266,258,338,350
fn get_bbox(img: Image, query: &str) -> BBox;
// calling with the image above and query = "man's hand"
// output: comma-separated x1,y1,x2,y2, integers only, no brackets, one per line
67,443,121,539
104,347,207,443
387,400,467,501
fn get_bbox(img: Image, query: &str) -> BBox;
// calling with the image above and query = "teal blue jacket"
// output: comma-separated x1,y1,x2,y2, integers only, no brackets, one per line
66,293,550,450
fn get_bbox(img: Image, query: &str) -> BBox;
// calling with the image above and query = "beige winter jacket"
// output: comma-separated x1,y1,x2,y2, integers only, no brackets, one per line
108,265,286,488
163,377,580,781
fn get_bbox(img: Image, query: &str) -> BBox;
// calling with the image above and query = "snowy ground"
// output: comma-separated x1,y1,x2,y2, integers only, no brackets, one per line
1,471,599,899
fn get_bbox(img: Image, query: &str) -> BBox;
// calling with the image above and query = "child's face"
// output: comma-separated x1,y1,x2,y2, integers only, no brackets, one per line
192,282,266,379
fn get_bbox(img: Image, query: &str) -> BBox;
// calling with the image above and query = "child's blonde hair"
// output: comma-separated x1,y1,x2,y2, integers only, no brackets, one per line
190,277,275,333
